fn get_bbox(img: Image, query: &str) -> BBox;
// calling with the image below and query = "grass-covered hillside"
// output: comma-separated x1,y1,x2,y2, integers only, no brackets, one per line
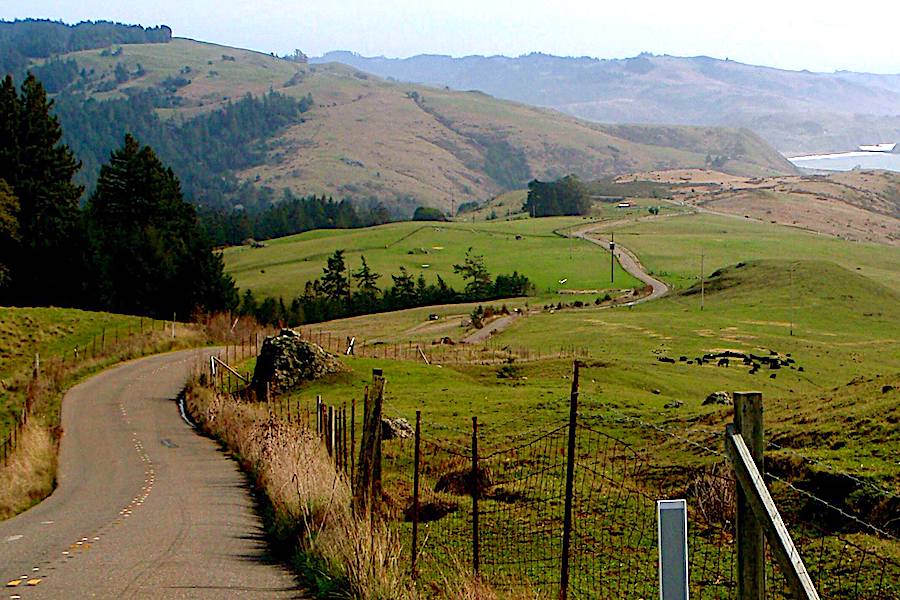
29,35,795,212
599,213,900,291
0,309,140,436
224,217,642,301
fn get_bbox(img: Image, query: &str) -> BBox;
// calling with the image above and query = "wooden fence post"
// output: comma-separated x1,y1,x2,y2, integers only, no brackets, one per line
472,415,480,575
353,371,385,516
412,409,421,579
734,391,765,600
327,405,335,458
351,395,357,485
316,396,321,435
559,361,581,600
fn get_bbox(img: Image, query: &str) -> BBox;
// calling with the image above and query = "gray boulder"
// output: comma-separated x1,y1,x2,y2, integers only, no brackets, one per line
251,329,346,396
702,391,732,406
382,417,414,440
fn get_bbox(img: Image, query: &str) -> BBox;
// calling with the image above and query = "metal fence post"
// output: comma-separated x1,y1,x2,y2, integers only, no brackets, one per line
472,415,480,575
412,409,422,579
560,360,581,599
734,391,765,600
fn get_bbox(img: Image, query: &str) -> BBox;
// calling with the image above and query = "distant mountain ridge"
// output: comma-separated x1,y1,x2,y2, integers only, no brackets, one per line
0,19,796,213
314,51,900,154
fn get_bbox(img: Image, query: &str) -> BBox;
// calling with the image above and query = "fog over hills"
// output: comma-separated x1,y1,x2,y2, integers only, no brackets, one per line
314,51,900,155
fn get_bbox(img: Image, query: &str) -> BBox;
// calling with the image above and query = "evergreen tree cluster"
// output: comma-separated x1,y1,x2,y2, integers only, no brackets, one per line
53,89,312,209
199,193,391,246
523,175,592,216
0,19,171,79
0,74,236,317
412,206,446,221
237,249,534,326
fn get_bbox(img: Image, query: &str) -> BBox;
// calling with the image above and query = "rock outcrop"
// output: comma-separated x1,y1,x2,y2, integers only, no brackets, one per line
251,329,346,396
703,391,732,406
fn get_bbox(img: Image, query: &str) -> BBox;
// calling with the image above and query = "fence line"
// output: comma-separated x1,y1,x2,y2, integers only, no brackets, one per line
1,317,184,467
296,327,589,365
202,333,898,600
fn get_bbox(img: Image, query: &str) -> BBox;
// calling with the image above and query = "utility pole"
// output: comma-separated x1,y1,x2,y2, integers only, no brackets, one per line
700,251,705,312
609,232,615,284
789,266,794,336
450,191,454,219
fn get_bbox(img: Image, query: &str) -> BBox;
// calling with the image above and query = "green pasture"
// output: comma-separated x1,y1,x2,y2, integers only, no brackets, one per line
275,254,898,485
601,213,900,292
0,307,148,438
224,218,642,301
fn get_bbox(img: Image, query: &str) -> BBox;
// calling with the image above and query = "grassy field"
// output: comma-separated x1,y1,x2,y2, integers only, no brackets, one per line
224,217,642,301
218,209,900,595
0,308,148,435
598,213,900,292
460,190,687,223
278,258,898,478
254,257,898,595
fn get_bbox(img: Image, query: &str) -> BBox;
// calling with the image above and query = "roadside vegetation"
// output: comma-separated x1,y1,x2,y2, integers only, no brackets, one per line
185,381,538,599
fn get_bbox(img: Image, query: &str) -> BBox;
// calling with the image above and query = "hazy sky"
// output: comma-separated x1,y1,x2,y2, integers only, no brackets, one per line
2,0,899,73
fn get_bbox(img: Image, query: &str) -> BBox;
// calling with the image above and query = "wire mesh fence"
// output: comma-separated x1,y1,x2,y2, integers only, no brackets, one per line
208,334,898,599
296,327,589,365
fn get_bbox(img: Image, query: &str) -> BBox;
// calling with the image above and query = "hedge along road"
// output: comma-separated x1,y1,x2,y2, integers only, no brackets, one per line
0,349,303,599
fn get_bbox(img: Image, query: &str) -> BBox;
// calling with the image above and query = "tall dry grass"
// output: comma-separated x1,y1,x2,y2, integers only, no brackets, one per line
186,382,532,599
186,383,412,598
0,419,57,519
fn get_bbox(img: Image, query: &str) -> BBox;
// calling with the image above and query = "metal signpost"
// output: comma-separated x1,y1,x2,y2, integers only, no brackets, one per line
657,499,689,600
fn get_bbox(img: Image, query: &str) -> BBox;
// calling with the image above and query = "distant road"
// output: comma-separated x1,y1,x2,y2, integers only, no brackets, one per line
458,217,672,343
0,350,302,599
570,219,670,304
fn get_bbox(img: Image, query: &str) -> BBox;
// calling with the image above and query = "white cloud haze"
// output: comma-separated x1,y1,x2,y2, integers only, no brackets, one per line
2,0,898,73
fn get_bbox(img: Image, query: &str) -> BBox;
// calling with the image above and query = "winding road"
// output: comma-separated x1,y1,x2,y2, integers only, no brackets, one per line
570,219,670,304
457,218,671,343
0,349,302,599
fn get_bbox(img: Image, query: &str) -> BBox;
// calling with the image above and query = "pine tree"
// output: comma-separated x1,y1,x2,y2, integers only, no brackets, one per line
87,134,237,317
320,249,350,310
0,179,20,293
453,248,493,299
0,74,84,305
352,255,381,312
388,266,416,308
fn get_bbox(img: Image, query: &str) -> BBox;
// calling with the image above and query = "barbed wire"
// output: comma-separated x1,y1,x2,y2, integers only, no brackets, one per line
766,439,900,501
764,471,898,542
580,405,730,461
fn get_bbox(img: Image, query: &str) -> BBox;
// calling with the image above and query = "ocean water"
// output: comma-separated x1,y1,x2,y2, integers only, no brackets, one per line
788,151,900,172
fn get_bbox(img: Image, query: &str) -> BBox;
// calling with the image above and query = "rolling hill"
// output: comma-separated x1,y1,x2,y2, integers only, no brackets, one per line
315,51,900,155
11,23,795,214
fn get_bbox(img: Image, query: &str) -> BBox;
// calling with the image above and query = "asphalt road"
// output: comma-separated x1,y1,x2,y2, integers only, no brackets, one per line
0,349,302,599
571,220,670,303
